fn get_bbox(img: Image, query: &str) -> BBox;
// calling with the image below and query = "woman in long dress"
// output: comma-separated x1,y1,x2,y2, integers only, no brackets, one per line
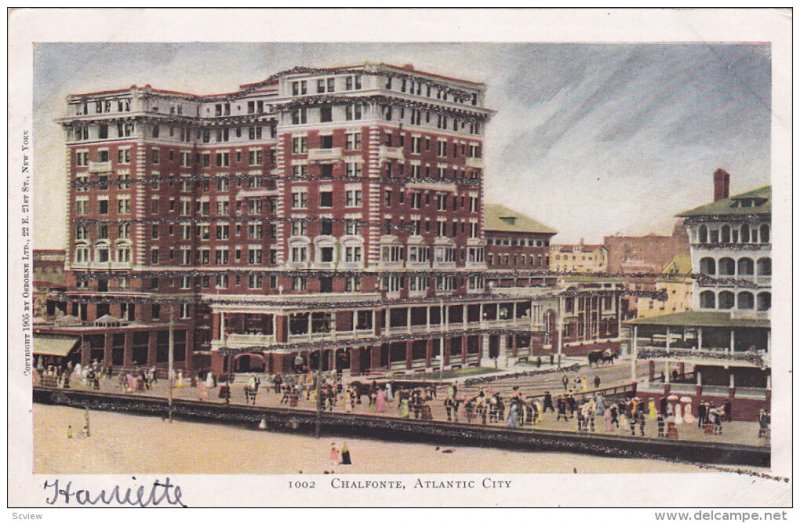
376,389,386,413
199,381,208,402
604,406,613,432
649,398,657,420
340,443,352,465
507,404,519,427
399,398,410,418
386,383,393,403
205,371,215,389
344,389,352,413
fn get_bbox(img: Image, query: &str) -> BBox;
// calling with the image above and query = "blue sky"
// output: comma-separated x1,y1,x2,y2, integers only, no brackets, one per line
33,42,771,247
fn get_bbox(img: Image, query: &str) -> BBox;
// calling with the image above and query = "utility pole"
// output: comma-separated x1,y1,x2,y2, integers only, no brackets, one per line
315,358,322,438
168,305,174,423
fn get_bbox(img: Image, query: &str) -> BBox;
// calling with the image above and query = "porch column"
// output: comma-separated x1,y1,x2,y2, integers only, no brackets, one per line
426,307,431,334
443,337,451,367
212,313,220,341
695,370,703,401
729,372,736,400
123,332,134,367
406,307,411,334
630,325,638,382
462,336,468,364
666,327,671,351
349,348,360,376
663,361,671,395
765,373,772,405
697,328,703,350
370,346,381,371
103,333,113,366
730,330,735,353
425,338,433,368
147,331,156,367
557,297,564,369
220,312,226,339
405,341,413,370
648,360,655,382
511,334,518,357
617,294,622,338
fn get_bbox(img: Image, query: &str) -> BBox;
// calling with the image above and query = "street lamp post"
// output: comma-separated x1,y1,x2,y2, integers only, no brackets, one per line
168,305,174,423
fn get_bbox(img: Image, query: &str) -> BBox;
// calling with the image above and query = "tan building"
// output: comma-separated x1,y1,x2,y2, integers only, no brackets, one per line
550,242,608,274
636,254,693,319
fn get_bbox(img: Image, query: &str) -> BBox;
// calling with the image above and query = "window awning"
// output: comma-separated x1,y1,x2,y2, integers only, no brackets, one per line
33,336,80,357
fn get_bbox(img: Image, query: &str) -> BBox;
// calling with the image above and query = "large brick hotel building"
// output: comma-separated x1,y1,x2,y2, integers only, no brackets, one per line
35,63,624,376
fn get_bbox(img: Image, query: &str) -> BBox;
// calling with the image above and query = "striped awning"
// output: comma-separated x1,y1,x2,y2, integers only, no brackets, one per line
33,336,80,357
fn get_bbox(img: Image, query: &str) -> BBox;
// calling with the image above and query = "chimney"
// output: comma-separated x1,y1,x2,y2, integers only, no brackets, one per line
713,168,730,202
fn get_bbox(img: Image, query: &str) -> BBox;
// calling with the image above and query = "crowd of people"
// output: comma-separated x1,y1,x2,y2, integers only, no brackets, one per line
35,361,770,441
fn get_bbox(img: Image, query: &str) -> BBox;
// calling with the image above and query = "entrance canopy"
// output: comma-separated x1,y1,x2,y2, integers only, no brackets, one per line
33,336,80,357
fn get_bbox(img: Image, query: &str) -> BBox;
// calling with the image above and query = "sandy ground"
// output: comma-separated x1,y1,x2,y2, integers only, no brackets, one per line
34,404,711,475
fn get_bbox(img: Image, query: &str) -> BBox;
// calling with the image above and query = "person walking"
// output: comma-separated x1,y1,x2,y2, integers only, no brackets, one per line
562,373,569,391
340,443,352,465
543,391,554,413
594,375,601,389
329,443,340,469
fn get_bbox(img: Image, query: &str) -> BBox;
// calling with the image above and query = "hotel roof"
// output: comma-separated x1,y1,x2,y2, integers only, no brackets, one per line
677,185,771,218
484,204,557,235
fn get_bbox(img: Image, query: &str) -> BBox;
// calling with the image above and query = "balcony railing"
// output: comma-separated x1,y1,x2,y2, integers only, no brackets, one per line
636,346,769,368
308,147,343,162
225,333,275,348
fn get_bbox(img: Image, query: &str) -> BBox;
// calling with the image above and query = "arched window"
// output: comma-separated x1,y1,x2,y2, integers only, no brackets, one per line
718,257,735,276
737,257,754,276
757,257,772,276
718,291,735,309
698,225,708,244
737,292,754,310
741,224,751,243
699,291,716,309
700,257,716,275
757,292,771,311
720,224,731,243
760,223,770,243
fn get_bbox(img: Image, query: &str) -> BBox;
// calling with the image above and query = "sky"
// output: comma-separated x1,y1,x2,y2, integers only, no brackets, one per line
32,43,771,248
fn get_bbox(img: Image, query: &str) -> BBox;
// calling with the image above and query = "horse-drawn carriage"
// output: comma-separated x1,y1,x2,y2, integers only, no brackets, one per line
587,349,618,367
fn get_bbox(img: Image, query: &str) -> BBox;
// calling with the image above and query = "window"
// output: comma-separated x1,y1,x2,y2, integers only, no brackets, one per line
345,162,362,178
411,136,421,154
151,149,160,164
345,104,362,121
98,198,109,215
248,149,263,165
345,246,362,263
291,109,307,125
345,189,362,207
699,291,716,309
320,219,333,236
320,192,333,207
248,247,263,264
248,126,263,140
216,152,230,167
320,247,334,263
344,219,361,235
345,75,362,90
248,274,263,289
292,191,308,209
291,246,307,262
291,80,307,96
292,277,307,291
320,106,333,122
291,220,307,237
345,276,361,292
737,292,754,310
292,136,308,154
345,132,361,150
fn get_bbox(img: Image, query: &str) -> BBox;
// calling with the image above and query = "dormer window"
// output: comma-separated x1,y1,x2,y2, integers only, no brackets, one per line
499,216,516,225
